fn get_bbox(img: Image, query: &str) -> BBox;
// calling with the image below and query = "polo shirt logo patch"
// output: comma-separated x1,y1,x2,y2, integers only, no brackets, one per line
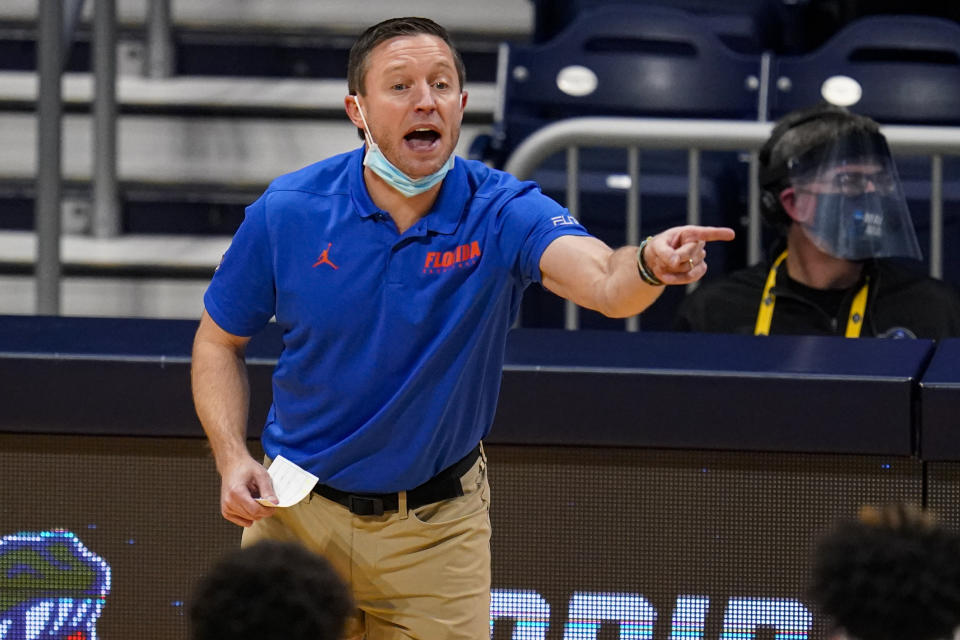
312,243,339,270
551,214,579,226
423,241,482,274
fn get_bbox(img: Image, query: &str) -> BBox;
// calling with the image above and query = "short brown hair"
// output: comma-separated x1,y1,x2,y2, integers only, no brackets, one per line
347,17,466,97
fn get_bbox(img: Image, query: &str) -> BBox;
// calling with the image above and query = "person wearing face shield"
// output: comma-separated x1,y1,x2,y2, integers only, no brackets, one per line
674,103,960,338
191,16,734,640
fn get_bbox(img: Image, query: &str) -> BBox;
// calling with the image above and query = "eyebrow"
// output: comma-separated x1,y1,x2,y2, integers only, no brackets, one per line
381,59,455,77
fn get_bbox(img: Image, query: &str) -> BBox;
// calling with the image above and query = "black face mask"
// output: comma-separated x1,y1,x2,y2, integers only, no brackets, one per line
805,192,922,261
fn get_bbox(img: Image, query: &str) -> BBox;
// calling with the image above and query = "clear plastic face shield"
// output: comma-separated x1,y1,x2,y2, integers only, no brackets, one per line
785,130,922,261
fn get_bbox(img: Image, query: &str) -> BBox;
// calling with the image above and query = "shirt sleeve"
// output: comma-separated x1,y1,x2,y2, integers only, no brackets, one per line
494,183,592,287
202,194,277,337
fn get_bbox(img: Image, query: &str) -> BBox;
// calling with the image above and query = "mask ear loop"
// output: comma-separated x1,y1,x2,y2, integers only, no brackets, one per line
352,96,376,149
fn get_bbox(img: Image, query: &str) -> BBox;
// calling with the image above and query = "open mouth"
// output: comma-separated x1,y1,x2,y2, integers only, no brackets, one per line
404,128,441,150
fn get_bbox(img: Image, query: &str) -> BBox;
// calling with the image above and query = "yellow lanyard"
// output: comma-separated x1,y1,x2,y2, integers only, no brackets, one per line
754,250,869,338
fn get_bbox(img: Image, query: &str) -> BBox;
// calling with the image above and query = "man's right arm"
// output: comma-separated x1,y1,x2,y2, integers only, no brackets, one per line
191,310,277,527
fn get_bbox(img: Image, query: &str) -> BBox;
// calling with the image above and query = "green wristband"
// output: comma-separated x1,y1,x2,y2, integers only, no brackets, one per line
637,236,664,286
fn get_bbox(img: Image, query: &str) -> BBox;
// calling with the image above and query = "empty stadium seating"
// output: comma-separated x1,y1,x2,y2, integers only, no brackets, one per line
769,15,960,123
3,1,959,323
471,4,765,329
0,1,523,317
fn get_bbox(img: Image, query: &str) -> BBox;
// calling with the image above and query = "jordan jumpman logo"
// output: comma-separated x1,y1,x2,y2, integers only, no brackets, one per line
312,243,339,269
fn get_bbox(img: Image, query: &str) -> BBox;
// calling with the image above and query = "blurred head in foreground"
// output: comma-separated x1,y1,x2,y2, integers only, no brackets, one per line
189,540,353,640
811,504,960,640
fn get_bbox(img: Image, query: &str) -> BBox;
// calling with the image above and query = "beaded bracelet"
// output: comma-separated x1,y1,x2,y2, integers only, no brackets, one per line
636,236,664,286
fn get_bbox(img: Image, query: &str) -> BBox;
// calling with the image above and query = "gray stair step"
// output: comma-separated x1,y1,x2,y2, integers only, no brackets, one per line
0,110,490,189
1,0,532,37
0,71,497,116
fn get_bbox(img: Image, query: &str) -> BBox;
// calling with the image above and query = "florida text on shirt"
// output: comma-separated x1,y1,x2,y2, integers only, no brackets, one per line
423,241,482,274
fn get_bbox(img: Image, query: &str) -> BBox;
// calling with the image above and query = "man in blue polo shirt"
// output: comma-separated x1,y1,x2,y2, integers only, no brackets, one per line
191,16,733,640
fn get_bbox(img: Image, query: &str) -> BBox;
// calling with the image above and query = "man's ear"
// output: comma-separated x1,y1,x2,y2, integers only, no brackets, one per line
344,95,364,130
779,186,810,223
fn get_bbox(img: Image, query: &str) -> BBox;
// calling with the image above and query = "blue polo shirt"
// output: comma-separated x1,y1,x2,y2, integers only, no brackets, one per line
204,147,589,492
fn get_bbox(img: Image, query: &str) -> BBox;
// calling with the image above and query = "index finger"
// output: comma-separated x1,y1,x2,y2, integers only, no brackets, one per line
678,226,736,244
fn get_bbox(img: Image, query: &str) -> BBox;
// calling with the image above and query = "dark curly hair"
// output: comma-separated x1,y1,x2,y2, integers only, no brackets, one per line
810,504,960,640
189,541,353,640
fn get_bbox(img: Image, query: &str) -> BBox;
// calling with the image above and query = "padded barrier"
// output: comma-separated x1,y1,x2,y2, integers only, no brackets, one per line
0,315,949,459
919,338,960,460
2,315,956,639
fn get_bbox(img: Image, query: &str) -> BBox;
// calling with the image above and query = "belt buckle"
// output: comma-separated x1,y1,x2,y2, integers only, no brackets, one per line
348,495,384,516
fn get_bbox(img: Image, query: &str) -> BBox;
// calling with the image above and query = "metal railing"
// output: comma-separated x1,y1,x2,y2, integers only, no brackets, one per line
504,116,960,330
35,0,173,314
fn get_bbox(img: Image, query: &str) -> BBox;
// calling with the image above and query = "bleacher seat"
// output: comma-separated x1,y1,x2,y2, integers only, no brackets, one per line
769,15,960,123
775,0,960,56
480,4,764,165
529,0,782,54
471,4,763,330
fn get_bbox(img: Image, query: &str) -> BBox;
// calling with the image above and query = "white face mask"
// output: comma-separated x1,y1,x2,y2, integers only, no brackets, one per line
352,96,454,198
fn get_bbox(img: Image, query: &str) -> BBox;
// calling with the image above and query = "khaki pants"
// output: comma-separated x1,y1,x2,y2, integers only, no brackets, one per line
242,453,492,640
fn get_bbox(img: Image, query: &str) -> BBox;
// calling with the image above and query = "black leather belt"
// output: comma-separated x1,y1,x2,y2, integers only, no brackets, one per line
312,444,482,516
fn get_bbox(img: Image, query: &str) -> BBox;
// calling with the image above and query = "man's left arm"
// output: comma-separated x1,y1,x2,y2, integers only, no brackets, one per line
539,225,735,318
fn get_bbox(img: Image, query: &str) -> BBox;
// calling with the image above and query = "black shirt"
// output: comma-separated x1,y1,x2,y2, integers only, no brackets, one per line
673,255,960,339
